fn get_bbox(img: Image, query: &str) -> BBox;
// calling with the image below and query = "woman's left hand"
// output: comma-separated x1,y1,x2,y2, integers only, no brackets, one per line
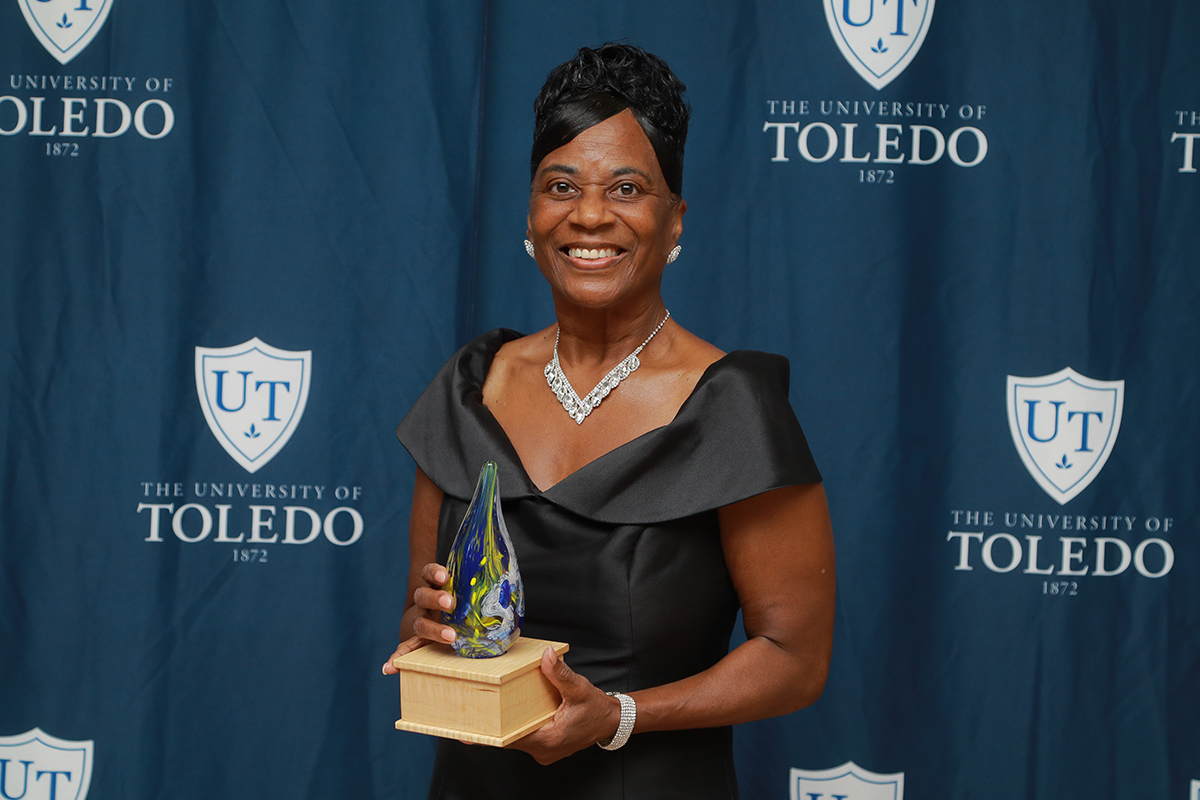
507,647,621,765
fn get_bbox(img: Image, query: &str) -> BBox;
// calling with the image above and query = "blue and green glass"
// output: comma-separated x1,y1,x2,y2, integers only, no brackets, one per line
442,461,525,658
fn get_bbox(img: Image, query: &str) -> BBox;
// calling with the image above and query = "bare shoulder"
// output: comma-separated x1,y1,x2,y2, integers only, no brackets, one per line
495,327,554,364
671,324,726,369
654,323,726,391
482,327,555,399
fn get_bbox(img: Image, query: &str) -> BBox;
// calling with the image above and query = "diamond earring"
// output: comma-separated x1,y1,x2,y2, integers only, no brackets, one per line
524,239,535,258
667,245,681,264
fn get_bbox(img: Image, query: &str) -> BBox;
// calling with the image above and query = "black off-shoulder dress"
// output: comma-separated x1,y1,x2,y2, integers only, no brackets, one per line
396,329,821,800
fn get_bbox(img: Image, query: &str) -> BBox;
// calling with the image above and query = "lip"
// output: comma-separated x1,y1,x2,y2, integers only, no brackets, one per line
558,244,627,269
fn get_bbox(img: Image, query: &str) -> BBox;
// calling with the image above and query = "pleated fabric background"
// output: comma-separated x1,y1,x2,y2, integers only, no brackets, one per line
1,1,1196,798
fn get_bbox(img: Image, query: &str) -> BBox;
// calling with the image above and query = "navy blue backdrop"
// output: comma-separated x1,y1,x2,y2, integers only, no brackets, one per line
2,1,1197,799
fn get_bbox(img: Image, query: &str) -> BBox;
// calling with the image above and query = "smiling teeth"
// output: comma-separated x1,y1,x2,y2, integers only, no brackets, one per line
568,248,619,260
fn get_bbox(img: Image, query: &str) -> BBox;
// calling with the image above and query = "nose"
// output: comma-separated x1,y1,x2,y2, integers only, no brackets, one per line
568,187,613,229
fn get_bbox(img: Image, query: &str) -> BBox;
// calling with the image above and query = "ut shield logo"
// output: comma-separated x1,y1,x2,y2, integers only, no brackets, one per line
195,338,312,474
1006,368,1124,505
790,761,904,799
18,0,114,65
823,0,935,90
0,728,93,800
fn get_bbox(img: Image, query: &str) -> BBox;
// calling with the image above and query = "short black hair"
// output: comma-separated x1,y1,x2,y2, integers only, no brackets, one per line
531,43,690,196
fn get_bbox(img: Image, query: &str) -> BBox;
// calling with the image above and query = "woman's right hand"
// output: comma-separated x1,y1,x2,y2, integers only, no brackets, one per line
380,562,457,675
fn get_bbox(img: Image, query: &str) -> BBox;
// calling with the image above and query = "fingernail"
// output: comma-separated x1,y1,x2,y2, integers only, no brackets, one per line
382,664,389,675
544,646,555,662
442,629,456,642
436,569,447,583
439,595,452,609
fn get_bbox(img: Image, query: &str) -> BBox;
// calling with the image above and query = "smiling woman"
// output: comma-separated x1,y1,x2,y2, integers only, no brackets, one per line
527,109,684,318
383,42,836,800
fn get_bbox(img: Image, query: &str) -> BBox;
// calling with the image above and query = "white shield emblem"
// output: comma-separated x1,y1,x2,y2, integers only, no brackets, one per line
791,761,904,800
195,337,312,474
1007,368,1124,505
18,0,114,65
823,0,935,90
0,728,93,800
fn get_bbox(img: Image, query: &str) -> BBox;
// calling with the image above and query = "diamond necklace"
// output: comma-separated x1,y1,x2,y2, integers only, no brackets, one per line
544,310,671,425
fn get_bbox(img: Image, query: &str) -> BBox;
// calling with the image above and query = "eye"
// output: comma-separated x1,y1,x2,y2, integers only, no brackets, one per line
614,182,640,197
548,180,574,195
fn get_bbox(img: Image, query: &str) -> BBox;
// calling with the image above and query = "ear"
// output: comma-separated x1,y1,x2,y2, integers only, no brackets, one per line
671,199,686,244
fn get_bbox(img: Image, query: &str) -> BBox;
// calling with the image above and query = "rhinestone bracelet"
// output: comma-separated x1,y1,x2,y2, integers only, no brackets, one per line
597,691,636,751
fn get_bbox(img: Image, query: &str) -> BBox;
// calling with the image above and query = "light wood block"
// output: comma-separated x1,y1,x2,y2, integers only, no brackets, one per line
394,637,569,747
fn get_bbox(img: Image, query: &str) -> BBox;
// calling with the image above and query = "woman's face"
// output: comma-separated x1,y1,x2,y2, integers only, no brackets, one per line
527,109,685,311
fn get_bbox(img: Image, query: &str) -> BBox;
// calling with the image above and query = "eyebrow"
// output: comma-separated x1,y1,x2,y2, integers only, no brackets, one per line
535,164,655,182
612,166,653,181
538,163,577,177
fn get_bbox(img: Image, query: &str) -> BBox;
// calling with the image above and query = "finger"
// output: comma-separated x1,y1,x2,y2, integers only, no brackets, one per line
413,615,457,645
513,730,561,767
413,585,454,612
421,562,449,587
505,720,556,756
381,636,427,675
539,647,578,694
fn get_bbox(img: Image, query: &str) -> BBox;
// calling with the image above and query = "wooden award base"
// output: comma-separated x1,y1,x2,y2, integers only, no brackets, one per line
393,636,569,747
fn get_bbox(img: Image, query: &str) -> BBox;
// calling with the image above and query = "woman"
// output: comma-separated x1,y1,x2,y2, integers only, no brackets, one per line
383,43,835,799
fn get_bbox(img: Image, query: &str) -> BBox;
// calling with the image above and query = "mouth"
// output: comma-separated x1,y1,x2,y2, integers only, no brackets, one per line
561,246,625,267
565,246,623,260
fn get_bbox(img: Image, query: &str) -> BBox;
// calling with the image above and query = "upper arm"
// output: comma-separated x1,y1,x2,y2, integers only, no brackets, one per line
718,483,835,672
403,467,443,613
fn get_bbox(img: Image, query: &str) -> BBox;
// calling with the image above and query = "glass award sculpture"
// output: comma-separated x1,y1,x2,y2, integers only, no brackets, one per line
442,461,525,658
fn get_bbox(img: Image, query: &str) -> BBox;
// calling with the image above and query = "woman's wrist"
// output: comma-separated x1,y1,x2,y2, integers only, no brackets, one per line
597,691,636,750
